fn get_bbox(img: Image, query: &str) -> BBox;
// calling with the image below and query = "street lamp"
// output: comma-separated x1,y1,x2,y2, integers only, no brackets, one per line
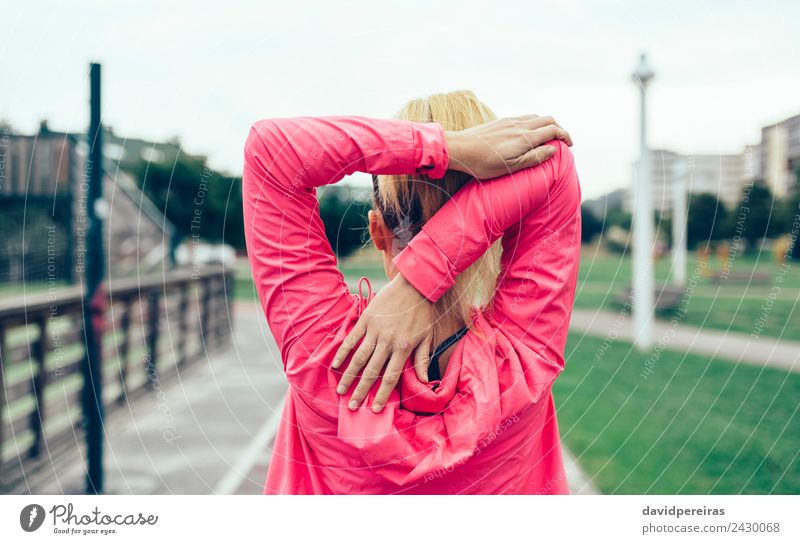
671,160,688,287
632,53,655,350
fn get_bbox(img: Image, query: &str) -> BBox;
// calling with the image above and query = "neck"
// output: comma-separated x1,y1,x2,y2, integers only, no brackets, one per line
431,312,465,346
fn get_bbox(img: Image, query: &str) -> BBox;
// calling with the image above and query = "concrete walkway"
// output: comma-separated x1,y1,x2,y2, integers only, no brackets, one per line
562,448,599,494
23,301,598,494
569,308,800,373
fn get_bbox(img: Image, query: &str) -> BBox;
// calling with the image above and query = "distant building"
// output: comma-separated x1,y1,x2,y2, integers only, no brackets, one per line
597,112,799,220
761,113,800,198
0,122,76,198
741,144,762,190
0,121,175,283
689,152,756,209
626,112,800,213
641,149,682,212
629,148,754,212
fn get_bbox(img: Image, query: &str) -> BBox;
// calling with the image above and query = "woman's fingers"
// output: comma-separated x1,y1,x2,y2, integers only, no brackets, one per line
522,115,555,130
550,126,573,146
348,342,390,409
332,318,366,369
527,124,571,147
522,117,572,146
371,351,408,413
336,333,375,394
523,115,564,133
518,145,557,168
413,334,432,382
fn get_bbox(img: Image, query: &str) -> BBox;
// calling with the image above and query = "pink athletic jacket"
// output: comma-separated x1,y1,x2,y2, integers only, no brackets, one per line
242,116,581,494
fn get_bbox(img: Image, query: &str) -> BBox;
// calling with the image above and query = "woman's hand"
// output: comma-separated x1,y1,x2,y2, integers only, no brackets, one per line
445,115,572,180
332,274,433,413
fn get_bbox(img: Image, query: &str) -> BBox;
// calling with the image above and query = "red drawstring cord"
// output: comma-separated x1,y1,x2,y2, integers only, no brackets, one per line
357,276,373,302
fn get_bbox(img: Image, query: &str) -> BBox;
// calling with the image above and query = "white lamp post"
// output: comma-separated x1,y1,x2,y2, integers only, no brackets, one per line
632,53,655,350
671,160,688,286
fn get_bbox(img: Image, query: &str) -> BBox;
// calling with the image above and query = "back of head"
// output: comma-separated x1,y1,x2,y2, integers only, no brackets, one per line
372,90,501,341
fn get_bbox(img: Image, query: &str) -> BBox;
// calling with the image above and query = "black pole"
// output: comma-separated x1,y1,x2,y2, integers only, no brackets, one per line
82,62,105,494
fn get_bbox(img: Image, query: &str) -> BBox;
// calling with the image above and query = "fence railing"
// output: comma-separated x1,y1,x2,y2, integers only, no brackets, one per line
0,266,234,492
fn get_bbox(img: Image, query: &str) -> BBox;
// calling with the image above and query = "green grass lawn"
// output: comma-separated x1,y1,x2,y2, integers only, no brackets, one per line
575,251,800,341
234,277,259,301
555,331,800,494
0,281,69,297
577,248,800,288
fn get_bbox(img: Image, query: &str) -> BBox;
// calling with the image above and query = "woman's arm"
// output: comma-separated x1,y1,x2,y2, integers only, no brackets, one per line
394,139,581,365
242,116,449,371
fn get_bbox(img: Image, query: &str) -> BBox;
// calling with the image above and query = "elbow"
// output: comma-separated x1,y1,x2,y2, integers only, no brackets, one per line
243,120,287,186
243,124,264,170
243,118,305,186
244,118,291,160
550,139,573,165
244,121,273,162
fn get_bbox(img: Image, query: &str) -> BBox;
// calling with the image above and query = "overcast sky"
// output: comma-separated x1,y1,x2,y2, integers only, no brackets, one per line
2,0,798,199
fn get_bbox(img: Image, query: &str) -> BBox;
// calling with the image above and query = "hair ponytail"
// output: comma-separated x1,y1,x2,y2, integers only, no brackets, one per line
372,90,502,343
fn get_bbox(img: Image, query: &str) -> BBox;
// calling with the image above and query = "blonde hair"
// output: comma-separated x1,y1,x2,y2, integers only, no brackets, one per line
372,90,501,343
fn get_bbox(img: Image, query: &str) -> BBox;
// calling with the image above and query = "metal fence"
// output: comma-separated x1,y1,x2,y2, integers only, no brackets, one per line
0,266,234,492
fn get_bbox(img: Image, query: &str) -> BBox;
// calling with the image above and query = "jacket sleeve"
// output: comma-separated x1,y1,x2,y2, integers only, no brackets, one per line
242,116,449,371
393,140,582,367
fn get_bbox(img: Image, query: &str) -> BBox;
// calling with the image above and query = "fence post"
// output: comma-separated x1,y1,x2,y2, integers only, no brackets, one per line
29,315,47,458
117,299,132,405
82,61,105,494
146,291,160,390
178,284,189,367
225,270,235,346
201,277,211,349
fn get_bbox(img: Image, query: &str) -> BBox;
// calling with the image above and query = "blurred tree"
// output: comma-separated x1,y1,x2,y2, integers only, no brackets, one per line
318,187,370,257
603,209,632,232
687,193,727,249
137,156,371,257
136,156,245,250
580,204,603,243
729,182,778,252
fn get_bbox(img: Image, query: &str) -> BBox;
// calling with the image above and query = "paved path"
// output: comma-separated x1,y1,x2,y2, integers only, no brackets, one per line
561,448,599,494
569,308,800,373
24,301,598,494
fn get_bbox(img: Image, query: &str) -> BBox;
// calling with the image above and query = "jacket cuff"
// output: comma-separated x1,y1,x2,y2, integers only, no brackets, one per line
412,122,449,180
392,229,456,303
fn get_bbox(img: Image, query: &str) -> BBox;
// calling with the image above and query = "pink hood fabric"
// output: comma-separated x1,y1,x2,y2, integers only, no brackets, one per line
242,116,581,494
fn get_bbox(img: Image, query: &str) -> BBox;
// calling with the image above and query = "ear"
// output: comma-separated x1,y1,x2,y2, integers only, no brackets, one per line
368,209,392,252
